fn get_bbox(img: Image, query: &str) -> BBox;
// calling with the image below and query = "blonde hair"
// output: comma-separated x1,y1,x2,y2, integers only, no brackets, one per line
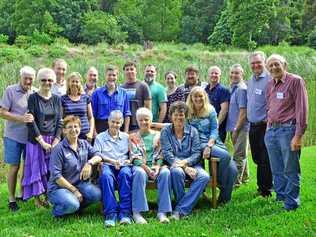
187,86,213,119
63,115,81,128
66,72,84,95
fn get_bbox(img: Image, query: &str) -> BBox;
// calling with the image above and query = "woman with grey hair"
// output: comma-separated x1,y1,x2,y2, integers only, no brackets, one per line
22,68,63,208
130,107,172,224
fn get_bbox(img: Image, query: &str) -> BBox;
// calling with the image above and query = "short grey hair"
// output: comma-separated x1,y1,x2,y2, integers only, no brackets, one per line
136,107,153,122
230,64,244,74
20,66,36,78
249,51,266,62
208,65,221,75
266,54,287,67
37,68,56,83
108,110,123,122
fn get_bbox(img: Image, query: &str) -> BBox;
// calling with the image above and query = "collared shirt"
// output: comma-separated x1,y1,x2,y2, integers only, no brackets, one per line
1,84,35,144
266,72,308,136
84,84,98,96
205,83,230,115
94,130,129,164
91,85,131,120
48,138,100,192
247,71,271,123
121,80,151,127
160,123,201,167
147,81,167,122
226,82,249,132
179,81,208,101
51,83,66,97
188,109,219,149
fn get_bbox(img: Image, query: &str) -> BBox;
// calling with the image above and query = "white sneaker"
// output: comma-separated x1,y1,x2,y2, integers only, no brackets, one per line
157,212,170,223
133,212,147,224
170,211,180,221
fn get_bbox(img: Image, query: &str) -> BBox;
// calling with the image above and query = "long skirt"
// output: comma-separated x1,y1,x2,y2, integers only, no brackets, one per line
22,135,54,200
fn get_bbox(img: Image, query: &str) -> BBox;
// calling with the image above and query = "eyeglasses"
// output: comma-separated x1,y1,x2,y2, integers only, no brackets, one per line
40,79,54,83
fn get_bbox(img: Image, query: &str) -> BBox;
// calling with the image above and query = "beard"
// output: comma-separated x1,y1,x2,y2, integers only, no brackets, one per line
144,75,154,83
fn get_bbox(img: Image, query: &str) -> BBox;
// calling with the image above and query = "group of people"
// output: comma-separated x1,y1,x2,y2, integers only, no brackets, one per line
0,51,308,227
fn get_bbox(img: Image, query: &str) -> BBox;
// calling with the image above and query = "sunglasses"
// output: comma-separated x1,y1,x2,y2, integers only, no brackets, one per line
40,78,54,83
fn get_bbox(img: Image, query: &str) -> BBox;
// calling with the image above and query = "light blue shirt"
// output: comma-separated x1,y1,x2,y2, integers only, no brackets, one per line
160,123,201,167
94,130,129,164
226,82,249,132
247,71,271,123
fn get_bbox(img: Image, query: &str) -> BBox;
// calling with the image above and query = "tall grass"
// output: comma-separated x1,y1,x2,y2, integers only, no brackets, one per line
0,42,315,145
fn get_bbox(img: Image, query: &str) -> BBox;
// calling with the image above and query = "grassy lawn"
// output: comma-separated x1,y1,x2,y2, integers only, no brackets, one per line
0,147,315,237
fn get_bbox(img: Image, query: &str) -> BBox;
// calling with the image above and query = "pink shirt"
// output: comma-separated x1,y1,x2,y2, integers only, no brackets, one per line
266,72,308,136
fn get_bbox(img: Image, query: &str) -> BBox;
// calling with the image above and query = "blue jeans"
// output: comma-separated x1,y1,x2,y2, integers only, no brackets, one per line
132,166,172,213
208,144,237,203
99,164,132,219
48,182,101,217
171,165,210,216
264,125,301,210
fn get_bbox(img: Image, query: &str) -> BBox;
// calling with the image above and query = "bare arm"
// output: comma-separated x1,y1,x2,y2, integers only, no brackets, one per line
158,102,167,123
124,116,130,133
144,99,152,110
86,103,95,140
217,102,228,125
235,108,247,132
0,107,33,123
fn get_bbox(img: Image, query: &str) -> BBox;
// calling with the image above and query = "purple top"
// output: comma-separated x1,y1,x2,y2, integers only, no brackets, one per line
164,87,185,122
0,84,35,144
266,72,308,136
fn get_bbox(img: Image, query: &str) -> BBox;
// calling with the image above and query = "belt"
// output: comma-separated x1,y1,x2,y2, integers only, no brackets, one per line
269,120,296,128
250,121,267,127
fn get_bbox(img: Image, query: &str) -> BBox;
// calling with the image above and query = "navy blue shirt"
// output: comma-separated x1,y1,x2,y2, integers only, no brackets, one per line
91,86,131,120
205,83,230,115
48,138,100,192
61,94,91,137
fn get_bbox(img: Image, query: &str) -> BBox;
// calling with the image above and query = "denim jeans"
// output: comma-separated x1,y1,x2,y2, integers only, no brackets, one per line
171,165,210,216
132,166,172,213
48,181,101,217
264,125,301,210
99,164,132,219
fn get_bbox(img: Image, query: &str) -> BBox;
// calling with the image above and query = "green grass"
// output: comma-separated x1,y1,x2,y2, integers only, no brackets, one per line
0,146,315,237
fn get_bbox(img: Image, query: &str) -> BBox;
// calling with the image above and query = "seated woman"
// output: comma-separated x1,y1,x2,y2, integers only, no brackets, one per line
48,115,102,217
61,72,94,142
131,107,172,224
95,110,132,227
160,101,210,220
187,86,237,204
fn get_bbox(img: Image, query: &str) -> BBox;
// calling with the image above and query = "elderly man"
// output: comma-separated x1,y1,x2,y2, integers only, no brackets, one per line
264,54,308,211
91,65,131,133
179,65,207,101
84,66,99,96
121,61,152,131
205,66,230,143
144,64,167,122
247,51,273,197
95,110,132,227
226,64,249,187
52,58,68,96
0,66,36,211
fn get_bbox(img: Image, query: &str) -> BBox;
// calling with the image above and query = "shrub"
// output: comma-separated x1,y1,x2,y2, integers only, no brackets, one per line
308,27,316,49
29,30,54,45
14,35,30,48
0,34,9,44
26,45,45,56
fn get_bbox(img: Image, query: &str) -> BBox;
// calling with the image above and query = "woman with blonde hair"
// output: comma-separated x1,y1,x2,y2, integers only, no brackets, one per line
186,86,237,204
61,72,95,142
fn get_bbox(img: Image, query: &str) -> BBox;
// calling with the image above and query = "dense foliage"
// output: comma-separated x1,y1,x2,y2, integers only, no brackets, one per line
0,0,315,48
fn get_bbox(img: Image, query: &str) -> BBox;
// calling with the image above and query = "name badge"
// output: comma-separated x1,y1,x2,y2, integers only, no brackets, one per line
276,92,284,99
255,88,262,95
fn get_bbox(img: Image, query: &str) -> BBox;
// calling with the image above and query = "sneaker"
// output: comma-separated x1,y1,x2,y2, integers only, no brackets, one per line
157,212,170,223
8,201,19,212
170,211,180,221
119,216,132,225
104,214,117,227
133,212,147,224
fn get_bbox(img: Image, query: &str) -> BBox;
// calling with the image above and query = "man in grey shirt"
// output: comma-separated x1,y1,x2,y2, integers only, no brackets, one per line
247,51,273,197
0,66,36,211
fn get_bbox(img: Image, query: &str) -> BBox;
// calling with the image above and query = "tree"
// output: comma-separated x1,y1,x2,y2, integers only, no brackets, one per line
80,10,127,44
181,0,224,44
142,0,182,41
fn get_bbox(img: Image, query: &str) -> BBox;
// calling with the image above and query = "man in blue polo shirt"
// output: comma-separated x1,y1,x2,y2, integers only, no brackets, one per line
205,66,230,143
91,65,131,134
247,51,273,197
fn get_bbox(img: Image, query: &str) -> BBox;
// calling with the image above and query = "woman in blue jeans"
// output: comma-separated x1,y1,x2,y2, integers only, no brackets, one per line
186,86,237,204
48,115,102,217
